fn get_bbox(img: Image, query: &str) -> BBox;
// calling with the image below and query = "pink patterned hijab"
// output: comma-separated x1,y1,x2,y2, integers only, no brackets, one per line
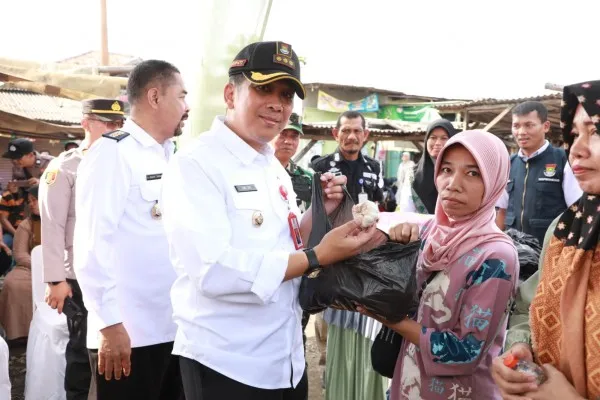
420,130,514,272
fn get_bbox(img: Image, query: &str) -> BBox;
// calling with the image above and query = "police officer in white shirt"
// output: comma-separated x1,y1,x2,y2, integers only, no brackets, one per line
161,41,381,400
74,60,189,400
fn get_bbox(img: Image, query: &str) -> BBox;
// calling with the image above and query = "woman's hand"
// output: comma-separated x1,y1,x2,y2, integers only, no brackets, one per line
389,223,420,244
491,343,538,399
356,305,421,346
525,364,584,400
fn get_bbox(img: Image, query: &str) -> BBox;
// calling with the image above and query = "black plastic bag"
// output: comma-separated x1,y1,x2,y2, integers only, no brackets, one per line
504,228,542,281
299,173,421,323
371,270,439,378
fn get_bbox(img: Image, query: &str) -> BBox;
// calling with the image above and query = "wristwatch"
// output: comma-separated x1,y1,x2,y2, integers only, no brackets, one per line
303,248,321,277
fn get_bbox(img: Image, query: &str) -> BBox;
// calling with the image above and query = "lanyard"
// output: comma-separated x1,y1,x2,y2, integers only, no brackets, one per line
279,184,304,250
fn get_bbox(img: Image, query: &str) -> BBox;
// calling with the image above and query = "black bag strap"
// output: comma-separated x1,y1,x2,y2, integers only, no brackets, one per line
419,270,439,299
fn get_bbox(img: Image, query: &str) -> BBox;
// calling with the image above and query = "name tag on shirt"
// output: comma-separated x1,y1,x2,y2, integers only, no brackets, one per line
235,184,258,193
538,178,560,183
363,172,376,179
146,173,162,181
358,192,368,204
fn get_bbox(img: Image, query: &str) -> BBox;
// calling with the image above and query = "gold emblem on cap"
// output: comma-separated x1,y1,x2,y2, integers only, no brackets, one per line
278,42,291,56
151,202,162,220
252,211,264,227
111,101,122,112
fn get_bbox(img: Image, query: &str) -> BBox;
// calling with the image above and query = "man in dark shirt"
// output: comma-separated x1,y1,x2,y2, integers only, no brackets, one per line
496,101,582,243
311,110,384,204
310,110,387,399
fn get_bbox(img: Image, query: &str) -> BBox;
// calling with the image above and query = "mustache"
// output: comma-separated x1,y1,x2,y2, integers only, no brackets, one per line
181,113,189,121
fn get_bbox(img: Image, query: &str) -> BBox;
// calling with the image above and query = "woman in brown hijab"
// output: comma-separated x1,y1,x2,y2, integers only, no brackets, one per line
492,81,600,400
0,185,41,340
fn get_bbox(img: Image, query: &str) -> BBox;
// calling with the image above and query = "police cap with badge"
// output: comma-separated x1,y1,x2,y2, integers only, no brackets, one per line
228,41,306,99
82,98,130,142
82,98,126,122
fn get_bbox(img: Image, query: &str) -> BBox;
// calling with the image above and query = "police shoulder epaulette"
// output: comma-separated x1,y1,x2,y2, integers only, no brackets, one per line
102,130,130,142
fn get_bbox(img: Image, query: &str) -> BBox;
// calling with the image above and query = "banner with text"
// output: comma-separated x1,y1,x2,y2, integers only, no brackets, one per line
317,90,379,113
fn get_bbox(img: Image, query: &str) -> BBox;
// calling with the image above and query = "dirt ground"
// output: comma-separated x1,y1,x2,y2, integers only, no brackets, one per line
8,317,324,400
306,316,325,400
8,341,26,400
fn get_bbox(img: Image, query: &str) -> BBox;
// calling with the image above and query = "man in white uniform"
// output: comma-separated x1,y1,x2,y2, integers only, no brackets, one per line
162,41,380,400
74,60,189,400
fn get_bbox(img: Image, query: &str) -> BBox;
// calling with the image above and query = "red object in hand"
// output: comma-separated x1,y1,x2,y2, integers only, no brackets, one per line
503,354,546,385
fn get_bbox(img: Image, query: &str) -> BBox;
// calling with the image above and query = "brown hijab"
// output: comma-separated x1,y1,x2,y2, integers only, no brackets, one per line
530,81,600,398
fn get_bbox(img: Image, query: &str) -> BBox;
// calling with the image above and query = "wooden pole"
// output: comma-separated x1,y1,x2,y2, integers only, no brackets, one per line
293,139,318,163
482,105,514,132
100,0,109,65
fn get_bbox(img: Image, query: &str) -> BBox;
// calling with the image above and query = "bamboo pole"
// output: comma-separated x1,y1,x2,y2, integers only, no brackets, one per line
100,0,109,66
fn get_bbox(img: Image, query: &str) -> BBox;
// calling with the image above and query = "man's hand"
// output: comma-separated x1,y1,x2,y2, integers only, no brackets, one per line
98,323,131,381
491,343,537,399
320,173,348,215
525,364,583,400
45,281,73,313
314,219,380,266
27,177,39,186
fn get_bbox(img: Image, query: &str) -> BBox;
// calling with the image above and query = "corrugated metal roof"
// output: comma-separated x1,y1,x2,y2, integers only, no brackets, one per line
304,118,461,134
0,87,81,125
303,82,451,101
56,51,142,67
436,93,561,109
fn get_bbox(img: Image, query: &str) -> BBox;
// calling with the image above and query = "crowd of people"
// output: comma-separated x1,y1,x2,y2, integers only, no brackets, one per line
0,39,597,400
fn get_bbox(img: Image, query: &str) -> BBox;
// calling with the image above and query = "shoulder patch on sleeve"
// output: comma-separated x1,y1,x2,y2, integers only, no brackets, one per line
102,130,130,142
45,169,58,185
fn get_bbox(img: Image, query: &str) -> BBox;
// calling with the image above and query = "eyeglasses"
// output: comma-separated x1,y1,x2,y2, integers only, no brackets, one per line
85,117,124,129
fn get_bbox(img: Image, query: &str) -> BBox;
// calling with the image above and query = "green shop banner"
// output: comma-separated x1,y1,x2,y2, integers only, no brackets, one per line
377,105,440,122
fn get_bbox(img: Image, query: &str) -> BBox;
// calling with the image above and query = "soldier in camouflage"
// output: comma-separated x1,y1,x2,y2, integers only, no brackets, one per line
273,112,313,212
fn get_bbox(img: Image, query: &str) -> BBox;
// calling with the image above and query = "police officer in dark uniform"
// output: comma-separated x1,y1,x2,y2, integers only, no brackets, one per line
311,110,384,204
2,138,54,185
274,113,312,211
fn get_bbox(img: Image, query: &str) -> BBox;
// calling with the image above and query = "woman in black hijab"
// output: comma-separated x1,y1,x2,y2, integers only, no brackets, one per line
408,119,458,214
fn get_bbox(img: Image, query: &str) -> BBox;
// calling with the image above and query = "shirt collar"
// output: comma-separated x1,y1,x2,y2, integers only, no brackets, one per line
335,148,367,164
518,140,549,161
122,119,174,150
213,116,274,166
